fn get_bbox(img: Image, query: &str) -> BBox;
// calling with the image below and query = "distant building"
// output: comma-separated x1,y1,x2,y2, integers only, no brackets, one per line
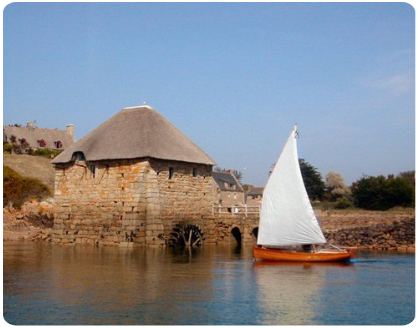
245,185,264,207
3,122,75,151
50,105,217,246
212,171,245,211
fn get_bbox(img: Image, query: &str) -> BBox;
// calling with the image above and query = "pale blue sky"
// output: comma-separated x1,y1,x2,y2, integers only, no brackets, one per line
3,2,415,186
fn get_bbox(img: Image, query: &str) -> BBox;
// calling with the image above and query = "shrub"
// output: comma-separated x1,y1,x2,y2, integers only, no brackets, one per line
351,173,414,211
3,165,51,208
333,198,352,209
3,143,13,154
33,148,62,158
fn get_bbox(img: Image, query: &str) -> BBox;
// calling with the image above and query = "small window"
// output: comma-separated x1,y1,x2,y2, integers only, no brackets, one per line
89,164,96,178
169,167,174,180
38,139,46,147
72,152,86,162
192,168,198,177
55,140,62,149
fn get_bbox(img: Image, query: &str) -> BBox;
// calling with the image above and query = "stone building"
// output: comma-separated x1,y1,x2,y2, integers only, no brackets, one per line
212,171,245,211
3,122,75,152
245,186,264,207
50,105,217,246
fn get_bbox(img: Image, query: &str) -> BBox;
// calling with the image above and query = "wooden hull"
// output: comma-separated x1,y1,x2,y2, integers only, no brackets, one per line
253,246,355,262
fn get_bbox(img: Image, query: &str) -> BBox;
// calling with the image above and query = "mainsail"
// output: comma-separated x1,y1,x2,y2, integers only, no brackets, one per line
257,126,326,246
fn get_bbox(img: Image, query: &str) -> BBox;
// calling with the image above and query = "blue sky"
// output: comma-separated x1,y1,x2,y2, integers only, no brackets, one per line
3,2,415,186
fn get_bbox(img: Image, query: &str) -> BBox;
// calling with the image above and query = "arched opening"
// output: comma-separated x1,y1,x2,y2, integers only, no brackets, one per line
231,227,242,246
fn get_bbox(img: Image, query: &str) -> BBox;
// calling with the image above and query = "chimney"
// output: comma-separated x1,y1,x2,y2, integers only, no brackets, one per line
66,124,75,141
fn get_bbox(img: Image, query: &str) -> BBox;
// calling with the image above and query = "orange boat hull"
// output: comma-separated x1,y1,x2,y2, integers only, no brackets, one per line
253,246,355,262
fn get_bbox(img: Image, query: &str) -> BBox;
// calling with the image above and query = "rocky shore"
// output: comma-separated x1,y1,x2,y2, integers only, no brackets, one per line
3,200,54,242
317,208,415,251
3,202,415,251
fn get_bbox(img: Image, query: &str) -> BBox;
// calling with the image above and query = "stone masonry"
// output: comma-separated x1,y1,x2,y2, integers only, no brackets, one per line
52,157,215,246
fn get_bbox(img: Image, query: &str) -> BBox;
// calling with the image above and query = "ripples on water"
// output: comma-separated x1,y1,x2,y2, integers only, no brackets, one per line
3,242,415,325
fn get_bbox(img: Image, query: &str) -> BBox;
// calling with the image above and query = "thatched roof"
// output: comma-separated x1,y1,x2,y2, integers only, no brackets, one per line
51,105,216,165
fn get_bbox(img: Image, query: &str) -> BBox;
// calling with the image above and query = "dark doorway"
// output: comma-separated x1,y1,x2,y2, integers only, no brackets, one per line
252,227,259,240
231,227,242,246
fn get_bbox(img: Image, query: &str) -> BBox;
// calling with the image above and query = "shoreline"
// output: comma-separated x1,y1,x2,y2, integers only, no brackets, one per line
3,203,415,251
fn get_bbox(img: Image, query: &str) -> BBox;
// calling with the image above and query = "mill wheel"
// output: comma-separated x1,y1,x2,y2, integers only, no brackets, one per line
169,224,205,247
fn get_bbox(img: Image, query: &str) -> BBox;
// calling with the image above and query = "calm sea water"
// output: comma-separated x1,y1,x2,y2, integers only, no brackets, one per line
3,242,415,325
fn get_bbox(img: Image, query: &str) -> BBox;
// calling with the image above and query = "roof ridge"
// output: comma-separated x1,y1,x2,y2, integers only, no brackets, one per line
122,105,154,111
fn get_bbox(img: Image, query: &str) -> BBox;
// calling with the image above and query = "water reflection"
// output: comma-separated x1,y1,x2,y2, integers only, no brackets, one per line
42,245,216,325
3,243,414,325
253,261,355,325
4,242,253,325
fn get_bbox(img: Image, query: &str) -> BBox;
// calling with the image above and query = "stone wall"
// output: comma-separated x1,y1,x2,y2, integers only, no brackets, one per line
216,190,246,208
51,160,415,251
197,207,415,251
52,158,215,246
174,213,415,251
172,215,259,246
323,218,415,251
317,209,415,251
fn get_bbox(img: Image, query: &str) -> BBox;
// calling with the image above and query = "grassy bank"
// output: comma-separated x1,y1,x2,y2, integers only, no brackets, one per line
3,154,55,191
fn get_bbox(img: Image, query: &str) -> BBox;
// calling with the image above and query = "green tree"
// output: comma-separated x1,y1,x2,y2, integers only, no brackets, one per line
299,159,325,201
398,171,415,206
351,174,414,210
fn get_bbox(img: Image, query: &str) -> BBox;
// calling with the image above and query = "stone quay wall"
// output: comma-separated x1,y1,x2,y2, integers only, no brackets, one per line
174,215,259,246
323,218,415,251
318,209,415,251
52,158,215,246
190,211,415,251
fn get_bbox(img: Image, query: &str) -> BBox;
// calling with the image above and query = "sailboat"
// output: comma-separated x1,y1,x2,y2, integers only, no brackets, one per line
253,125,356,262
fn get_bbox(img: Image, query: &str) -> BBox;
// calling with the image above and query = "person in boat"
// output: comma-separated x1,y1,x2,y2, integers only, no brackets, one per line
302,244,312,252
302,244,318,252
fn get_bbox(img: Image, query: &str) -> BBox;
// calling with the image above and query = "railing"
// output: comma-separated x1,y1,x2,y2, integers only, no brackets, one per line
212,204,260,217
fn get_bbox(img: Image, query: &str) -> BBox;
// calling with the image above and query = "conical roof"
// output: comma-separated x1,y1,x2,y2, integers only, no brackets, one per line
51,105,216,165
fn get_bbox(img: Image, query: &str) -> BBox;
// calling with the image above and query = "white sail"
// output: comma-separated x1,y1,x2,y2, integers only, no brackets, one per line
257,126,326,246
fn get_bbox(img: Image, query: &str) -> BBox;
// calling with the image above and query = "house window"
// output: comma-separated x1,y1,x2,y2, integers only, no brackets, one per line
89,164,96,178
38,139,46,147
55,140,63,149
169,167,174,180
192,168,198,177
